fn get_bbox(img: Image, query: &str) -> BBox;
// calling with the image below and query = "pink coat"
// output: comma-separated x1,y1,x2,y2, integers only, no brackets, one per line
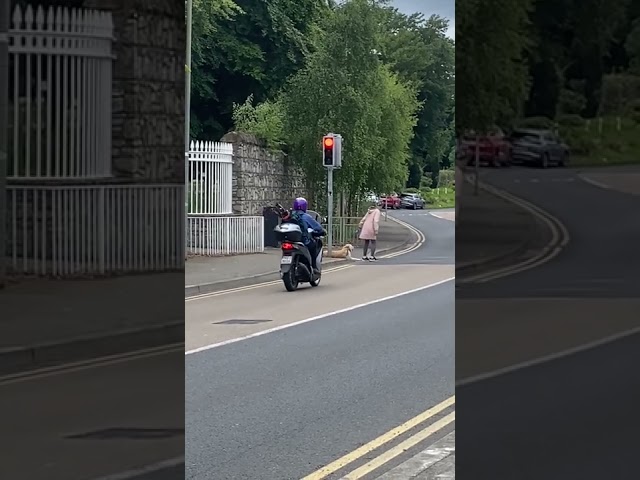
358,207,381,240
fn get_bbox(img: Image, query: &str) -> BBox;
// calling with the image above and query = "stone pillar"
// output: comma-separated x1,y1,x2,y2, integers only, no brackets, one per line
84,0,185,181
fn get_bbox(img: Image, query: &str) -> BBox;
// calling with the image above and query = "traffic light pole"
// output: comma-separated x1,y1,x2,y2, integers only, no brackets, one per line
326,167,334,257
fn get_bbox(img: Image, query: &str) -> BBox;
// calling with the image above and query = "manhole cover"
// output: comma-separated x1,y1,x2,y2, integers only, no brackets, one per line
65,427,184,440
214,319,272,325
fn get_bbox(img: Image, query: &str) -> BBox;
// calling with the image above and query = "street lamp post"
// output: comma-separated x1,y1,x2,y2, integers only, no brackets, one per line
184,0,192,259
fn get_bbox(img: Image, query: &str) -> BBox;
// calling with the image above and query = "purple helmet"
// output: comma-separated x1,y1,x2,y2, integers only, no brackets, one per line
292,197,308,212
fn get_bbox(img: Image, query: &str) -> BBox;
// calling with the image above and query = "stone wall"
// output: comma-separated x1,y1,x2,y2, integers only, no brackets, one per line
221,132,308,216
84,0,185,181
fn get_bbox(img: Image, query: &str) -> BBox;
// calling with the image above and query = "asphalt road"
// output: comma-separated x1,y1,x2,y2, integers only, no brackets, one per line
456,166,640,479
185,210,455,479
0,347,184,480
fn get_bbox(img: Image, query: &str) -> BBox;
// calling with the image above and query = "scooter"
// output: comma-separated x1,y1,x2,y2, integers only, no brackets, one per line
275,223,323,291
270,203,323,292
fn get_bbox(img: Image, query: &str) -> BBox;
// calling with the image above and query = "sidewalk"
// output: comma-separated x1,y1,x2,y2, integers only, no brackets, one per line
456,177,540,276
0,273,183,375
578,168,640,195
376,431,455,479
186,215,414,295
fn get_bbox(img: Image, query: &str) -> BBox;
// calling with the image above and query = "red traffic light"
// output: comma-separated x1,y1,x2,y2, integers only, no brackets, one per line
323,137,334,148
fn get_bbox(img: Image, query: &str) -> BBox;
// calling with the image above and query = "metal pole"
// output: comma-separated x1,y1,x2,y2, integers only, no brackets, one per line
184,0,192,259
0,0,9,287
327,167,333,256
474,132,480,196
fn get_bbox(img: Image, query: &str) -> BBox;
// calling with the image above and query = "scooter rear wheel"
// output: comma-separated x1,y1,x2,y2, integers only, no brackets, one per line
283,265,299,291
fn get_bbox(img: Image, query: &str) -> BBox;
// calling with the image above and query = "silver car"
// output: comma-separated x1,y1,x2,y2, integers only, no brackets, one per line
399,193,425,209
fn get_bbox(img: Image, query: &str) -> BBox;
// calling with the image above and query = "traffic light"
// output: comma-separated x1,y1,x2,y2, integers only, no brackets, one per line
323,136,334,167
322,134,342,168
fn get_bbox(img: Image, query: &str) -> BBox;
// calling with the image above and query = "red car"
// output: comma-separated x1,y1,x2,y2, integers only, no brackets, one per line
379,194,401,209
460,127,511,167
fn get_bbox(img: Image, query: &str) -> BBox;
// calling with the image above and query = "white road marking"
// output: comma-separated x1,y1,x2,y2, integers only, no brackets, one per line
0,344,183,386
89,457,184,480
457,325,640,387
185,277,455,355
578,174,612,190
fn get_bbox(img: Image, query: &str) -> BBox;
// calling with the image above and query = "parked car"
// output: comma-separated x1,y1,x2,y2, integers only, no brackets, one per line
399,192,425,209
379,194,401,209
460,127,511,167
508,128,570,168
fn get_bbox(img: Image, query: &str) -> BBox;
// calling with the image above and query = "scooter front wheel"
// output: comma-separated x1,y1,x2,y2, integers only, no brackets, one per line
310,273,321,287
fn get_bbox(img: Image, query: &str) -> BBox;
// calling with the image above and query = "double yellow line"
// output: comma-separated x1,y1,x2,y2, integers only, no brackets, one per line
302,395,455,480
458,177,570,284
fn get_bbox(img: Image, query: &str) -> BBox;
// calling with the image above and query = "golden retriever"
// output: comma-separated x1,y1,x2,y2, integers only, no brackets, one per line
323,243,354,260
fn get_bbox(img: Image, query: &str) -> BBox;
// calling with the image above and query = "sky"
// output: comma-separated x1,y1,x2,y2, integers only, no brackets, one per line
392,0,455,38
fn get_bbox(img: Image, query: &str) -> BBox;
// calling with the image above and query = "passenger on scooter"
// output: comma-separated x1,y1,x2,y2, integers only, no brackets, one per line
291,197,326,272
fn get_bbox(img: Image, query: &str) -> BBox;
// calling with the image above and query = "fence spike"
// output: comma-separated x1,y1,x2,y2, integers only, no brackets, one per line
55,6,63,31
62,6,69,31
25,4,34,27
35,5,44,28
46,6,55,30
12,5,22,29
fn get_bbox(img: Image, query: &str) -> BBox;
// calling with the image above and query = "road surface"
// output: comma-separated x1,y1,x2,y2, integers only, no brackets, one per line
185,209,455,479
0,346,184,480
456,167,640,479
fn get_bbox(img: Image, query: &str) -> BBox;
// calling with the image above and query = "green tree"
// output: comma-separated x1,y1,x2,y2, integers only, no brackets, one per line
280,0,419,213
457,0,532,133
190,0,328,140
378,9,455,185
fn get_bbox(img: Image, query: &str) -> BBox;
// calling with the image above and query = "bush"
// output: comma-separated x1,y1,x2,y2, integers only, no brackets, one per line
629,99,640,124
557,114,586,127
516,116,556,129
438,169,455,188
558,89,587,115
232,94,285,150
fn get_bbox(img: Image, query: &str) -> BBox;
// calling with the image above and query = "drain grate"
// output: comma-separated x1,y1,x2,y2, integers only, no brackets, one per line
65,427,184,440
214,319,272,325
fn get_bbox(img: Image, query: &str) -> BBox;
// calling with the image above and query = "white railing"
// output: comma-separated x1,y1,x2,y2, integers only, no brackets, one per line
8,4,113,179
7,184,184,276
188,140,233,215
187,216,264,256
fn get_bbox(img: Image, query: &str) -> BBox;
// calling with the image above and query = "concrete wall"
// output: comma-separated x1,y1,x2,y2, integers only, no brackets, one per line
221,132,308,216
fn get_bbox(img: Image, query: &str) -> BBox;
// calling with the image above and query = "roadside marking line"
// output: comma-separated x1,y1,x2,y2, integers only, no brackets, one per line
379,217,425,259
185,264,353,301
340,412,455,480
89,457,184,480
0,343,184,386
458,178,570,284
185,215,424,301
185,277,454,355
457,325,640,387
300,396,455,480
577,174,612,191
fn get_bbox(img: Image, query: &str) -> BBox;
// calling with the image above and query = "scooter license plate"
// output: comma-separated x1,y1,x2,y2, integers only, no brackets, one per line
280,256,292,264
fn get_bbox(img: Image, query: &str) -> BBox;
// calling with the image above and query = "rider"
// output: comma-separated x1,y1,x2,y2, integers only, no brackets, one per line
291,197,326,272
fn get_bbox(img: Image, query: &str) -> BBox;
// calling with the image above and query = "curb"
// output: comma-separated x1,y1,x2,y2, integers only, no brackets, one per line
456,176,539,278
185,216,415,297
0,322,183,377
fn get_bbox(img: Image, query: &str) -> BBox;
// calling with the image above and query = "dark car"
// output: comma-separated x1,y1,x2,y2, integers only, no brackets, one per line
399,193,425,209
509,128,570,168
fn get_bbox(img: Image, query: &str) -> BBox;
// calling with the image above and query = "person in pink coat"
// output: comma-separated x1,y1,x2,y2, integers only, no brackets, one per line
358,204,381,261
